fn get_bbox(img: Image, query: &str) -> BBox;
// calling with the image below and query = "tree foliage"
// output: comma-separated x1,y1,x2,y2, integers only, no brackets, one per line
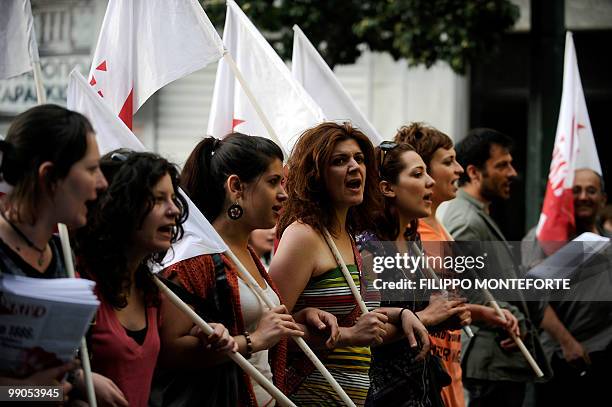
203,0,520,75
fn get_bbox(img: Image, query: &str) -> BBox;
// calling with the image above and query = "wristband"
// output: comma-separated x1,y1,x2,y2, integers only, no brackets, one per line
243,331,253,359
398,307,409,324
399,307,419,324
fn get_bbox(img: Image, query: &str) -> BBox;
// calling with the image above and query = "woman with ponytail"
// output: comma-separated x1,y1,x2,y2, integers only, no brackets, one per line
157,133,337,407
0,105,107,387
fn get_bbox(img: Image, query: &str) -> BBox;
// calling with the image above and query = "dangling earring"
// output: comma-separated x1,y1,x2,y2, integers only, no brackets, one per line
227,202,243,220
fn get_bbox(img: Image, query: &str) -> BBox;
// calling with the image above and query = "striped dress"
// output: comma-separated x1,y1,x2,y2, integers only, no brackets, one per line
289,264,380,406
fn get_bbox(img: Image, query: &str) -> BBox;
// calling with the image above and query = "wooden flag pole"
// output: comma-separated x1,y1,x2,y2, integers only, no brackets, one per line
482,290,544,377
224,249,357,407
57,224,98,407
434,237,543,377
429,223,543,371
322,229,369,314
222,51,289,159
153,276,297,407
32,61,46,104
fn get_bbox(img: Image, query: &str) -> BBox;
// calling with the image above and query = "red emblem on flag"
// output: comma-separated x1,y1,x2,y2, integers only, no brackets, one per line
96,61,107,71
232,118,245,130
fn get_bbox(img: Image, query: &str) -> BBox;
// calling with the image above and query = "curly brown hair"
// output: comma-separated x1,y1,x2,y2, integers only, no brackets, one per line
277,122,381,238
394,122,453,171
76,151,188,309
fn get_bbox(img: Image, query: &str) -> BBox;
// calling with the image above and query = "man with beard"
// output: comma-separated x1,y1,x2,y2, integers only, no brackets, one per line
442,128,551,407
522,168,611,406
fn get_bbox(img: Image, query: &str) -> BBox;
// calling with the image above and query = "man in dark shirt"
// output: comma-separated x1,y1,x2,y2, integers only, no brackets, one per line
443,128,550,407
522,168,611,406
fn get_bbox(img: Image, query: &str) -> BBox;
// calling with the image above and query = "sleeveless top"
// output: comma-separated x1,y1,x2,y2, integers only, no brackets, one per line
90,299,160,407
288,260,380,406
357,230,446,407
238,277,281,406
159,249,288,407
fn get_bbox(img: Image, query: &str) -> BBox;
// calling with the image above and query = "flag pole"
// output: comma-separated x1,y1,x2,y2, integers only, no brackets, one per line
482,291,544,377
66,69,294,405
32,61,46,104
222,51,290,158
57,225,98,407
323,230,476,355
431,240,544,377
322,229,369,314
408,242,474,338
152,276,297,407
224,249,357,407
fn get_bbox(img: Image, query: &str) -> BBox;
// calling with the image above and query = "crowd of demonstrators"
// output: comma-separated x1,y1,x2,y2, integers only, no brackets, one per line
0,108,236,407
1,104,610,407
156,133,338,407
358,139,468,406
395,124,465,407
0,105,106,391
396,123,521,407
522,167,612,406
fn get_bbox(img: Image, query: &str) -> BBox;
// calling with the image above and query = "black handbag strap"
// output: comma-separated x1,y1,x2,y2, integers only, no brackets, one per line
157,253,233,326
150,254,245,407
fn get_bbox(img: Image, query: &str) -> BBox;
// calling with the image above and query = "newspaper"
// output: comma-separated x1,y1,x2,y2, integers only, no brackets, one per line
0,274,99,378
526,232,610,280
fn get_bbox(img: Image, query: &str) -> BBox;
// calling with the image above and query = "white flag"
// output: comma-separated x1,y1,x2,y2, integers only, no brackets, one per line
208,0,324,155
88,0,224,129
67,70,144,153
0,0,40,80
67,70,228,267
537,32,602,243
292,25,383,145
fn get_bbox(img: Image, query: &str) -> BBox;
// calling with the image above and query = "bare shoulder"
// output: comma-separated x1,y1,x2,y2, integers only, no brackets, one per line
273,221,327,276
280,221,324,249
279,221,343,275
270,221,325,309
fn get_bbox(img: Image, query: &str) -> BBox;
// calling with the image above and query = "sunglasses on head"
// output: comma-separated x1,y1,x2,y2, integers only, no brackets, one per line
110,152,129,162
378,141,398,177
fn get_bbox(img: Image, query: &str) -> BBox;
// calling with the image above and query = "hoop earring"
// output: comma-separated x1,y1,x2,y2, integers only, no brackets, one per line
227,202,243,220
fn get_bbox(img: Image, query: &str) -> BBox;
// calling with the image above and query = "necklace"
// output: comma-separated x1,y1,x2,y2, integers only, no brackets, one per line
0,211,46,266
